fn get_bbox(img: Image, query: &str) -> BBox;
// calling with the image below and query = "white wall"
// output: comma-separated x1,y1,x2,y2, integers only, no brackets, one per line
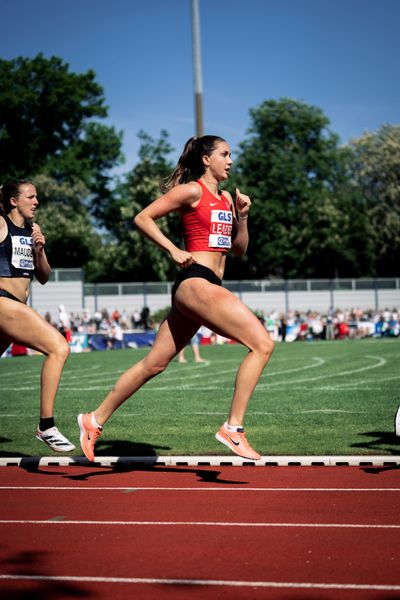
30,281,400,319
30,280,84,321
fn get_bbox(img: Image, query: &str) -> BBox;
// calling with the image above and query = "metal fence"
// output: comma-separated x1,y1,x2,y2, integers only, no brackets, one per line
83,277,400,315
30,270,400,318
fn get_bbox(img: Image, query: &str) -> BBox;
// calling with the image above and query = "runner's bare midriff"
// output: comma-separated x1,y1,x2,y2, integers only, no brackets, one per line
191,251,227,280
0,277,30,303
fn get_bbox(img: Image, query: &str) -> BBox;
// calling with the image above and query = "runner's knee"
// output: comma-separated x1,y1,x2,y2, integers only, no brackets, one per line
51,337,71,363
143,357,170,378
254,334,274,363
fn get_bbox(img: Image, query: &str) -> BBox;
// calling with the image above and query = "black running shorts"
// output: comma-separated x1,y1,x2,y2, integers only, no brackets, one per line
171,263,222,303
0,288,23,303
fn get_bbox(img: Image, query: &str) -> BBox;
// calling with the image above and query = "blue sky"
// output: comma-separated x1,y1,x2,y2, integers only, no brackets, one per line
1,0,399,174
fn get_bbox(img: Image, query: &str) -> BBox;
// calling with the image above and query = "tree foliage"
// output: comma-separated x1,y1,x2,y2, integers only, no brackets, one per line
34,174,100,269
229,98,374,279
349,125,400,276
87,131,180,282
0,53,123,194
1,55,398,281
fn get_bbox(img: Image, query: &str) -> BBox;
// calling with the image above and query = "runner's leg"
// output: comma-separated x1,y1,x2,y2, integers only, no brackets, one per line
93,307,201,425
174,278,274,426
0,298,70,417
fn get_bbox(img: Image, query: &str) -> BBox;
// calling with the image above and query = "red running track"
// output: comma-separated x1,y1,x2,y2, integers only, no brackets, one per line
0,463,399,599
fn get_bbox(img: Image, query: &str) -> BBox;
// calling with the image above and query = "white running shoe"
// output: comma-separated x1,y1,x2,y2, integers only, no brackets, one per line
36,426,75,452
395,406,400,437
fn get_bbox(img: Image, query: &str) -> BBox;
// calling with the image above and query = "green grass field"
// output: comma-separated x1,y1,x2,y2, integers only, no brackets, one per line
0,338,399,457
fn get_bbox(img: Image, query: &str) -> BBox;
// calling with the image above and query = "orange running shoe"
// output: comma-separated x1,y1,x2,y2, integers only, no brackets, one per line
215,425,261,461
77,412,102,461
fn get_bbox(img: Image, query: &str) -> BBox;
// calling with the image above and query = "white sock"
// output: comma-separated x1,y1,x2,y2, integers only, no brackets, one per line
224,421,244,432
91,413,102,429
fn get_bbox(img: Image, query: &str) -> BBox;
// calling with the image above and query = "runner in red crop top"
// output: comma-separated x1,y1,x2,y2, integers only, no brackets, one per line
182,179,233,253
77,136,274,463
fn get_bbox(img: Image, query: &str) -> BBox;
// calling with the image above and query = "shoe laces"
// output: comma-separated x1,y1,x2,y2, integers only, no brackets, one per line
89,427,102,443
238,431,251,448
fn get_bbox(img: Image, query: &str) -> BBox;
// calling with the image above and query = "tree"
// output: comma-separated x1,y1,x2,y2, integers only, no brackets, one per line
349,125,400,276
87,131,179,282
34,175,101,269
229,98,373,279
0,54,123,194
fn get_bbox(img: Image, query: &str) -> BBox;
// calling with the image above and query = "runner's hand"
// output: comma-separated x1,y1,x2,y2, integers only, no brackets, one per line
236,188,251,220
31,223,46,252
170,248,197,269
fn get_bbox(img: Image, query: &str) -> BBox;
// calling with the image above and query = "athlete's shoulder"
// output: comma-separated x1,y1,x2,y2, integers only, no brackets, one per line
0,214,7,224
220,188,233,204
185,180,203,199
170,181,202,208
0,215,8,242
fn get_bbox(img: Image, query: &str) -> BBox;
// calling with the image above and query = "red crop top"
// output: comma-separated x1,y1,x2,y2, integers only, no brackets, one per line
181,180,233,252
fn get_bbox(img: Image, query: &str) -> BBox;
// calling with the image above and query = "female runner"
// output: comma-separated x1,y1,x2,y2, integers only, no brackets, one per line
0,180,74,452
78,136,274,460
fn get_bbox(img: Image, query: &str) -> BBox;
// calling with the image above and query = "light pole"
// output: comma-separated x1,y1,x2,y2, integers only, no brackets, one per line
192,0,203,137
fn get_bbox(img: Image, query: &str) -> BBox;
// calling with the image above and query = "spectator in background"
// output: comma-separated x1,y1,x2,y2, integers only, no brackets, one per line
44,311,54,326
111,308,121,323
310,312,323,340
279,315,287,342
58,304,70,329
119,309,130,330
140,306,151,330
57,305,72,342
325,308,335,340
178,331,206,363
132,309,141,329
11,342,28,356
106,321,124,350
337,321,349,340
94,309,102,331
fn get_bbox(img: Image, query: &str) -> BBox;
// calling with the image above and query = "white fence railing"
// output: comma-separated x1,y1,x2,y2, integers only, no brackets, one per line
30,270,400,320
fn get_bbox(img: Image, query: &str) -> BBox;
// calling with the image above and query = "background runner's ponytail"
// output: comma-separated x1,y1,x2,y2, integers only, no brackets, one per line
162,135,226,192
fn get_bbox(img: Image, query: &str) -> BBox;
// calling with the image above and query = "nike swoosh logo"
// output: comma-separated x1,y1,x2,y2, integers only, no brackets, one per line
210,202,219,206
227,434,240,446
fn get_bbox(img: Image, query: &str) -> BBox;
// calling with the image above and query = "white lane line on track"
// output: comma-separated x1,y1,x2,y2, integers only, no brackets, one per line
0,574,399,591
2,455,399,467
0,364,102,383
53,356,325,391
0,409,364,417
1,486,399,492
59,354,386,392
0,519,399,528
257,355,387,388
1,354,390,392
0,356,326,391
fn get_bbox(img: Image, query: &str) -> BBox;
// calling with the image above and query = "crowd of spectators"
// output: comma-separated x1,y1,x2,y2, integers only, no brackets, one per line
2,305,399,358
57,305,400,345
262,307,399,342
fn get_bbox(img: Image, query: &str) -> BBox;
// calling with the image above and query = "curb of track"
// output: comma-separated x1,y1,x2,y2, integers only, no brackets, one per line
0,455,399,467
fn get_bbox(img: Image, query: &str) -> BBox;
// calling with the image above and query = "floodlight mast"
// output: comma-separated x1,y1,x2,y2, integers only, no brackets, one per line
192,0,204,137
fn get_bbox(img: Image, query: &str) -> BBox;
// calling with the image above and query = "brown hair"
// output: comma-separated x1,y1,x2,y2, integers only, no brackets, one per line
162,135,226,192
0,179,32,216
